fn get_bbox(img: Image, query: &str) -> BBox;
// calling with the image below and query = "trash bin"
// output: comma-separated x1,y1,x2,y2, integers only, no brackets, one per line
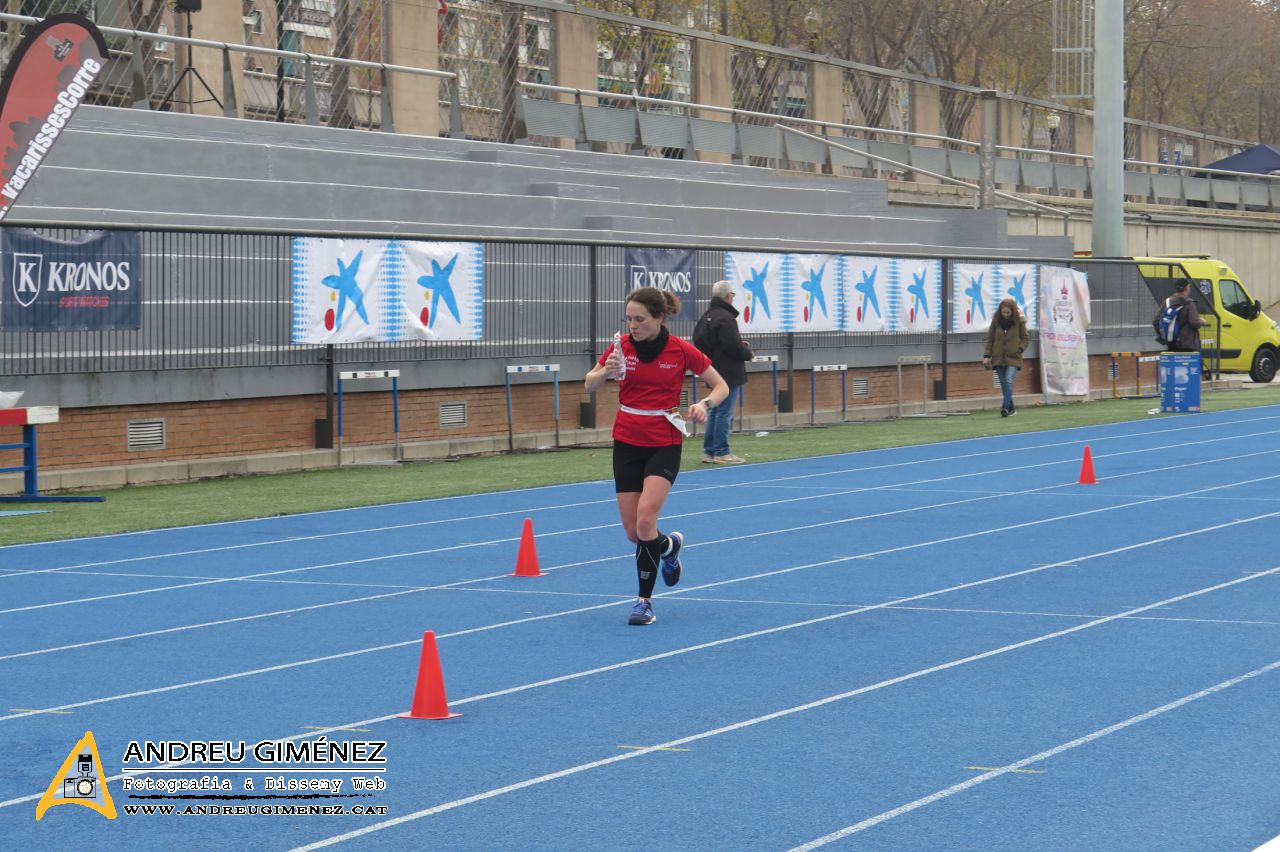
1159,353,1201,413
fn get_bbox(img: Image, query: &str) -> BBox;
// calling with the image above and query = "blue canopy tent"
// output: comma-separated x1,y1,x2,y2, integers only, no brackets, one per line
1203,144,1280,175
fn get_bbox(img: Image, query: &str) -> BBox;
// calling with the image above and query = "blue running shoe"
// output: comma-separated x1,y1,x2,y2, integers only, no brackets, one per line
628,599,656,625
660,531,683,586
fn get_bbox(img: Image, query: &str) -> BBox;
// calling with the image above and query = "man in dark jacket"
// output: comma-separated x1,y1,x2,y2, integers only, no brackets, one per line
693,280,754,464
1153,279,1207,352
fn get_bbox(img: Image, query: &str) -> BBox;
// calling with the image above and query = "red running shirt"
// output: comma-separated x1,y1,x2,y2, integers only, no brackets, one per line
598,334,711,446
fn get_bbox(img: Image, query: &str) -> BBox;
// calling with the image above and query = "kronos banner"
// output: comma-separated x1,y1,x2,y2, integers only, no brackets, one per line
0,14,109,222
1,228,141,331
624,247,696,321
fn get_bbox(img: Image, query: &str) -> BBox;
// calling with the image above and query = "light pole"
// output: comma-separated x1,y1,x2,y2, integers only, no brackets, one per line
803,9,822,54
1047,111,1061,153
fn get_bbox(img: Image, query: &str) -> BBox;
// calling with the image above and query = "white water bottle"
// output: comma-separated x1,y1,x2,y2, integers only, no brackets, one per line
610,331,627,381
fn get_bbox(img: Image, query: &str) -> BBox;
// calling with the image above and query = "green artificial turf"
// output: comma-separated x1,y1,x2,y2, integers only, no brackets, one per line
2,386,1277,546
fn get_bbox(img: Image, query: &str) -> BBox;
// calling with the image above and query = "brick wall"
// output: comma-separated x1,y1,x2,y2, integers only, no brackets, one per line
1,354,1145,471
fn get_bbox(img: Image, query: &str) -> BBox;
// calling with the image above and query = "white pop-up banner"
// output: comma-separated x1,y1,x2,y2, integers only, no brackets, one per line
892,258,942,332
725,251,788,333
1037,265,1091,397
790,253,839,332
292,238,484,343
841,256,890,332
952,262,1039,333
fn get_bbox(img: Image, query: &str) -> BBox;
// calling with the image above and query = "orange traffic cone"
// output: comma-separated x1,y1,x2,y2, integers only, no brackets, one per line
1078,445,1097,485
398,631,461,720
510,517,542,577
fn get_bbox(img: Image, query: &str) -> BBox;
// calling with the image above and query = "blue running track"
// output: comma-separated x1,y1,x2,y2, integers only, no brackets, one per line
2,407,1278,850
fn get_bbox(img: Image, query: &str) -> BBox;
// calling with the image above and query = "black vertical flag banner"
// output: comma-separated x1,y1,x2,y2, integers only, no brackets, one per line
0,14,108,222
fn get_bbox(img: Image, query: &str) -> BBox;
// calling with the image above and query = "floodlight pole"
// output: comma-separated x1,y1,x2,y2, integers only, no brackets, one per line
1092,0,1125,257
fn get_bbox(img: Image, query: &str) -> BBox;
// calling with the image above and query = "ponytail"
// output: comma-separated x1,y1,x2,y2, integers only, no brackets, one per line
627,286,681,320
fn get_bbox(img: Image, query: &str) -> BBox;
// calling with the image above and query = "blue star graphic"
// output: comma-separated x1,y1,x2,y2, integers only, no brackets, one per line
1007,273,1027,310
801,264,828,319
908,270,930,318
856,269,881,318
416,254,461,329
321,251,369,330
964,272,986,319
742,264,771,318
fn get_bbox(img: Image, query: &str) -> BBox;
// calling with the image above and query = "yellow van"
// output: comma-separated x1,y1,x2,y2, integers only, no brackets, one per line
1135,255,1280,383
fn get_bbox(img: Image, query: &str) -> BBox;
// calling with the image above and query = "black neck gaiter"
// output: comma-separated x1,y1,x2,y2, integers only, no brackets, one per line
631,327,669,363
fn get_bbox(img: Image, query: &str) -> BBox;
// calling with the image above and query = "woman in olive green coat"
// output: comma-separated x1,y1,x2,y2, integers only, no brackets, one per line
982,297,1029,416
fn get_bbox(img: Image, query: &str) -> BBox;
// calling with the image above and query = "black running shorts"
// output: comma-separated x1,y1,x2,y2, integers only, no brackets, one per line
612,441,682,493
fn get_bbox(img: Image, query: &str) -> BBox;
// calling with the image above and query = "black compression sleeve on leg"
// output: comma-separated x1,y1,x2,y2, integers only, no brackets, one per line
637,536,663,598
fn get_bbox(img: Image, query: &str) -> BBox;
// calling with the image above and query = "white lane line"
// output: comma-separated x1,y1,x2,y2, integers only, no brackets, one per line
787,658,1280,850
5,434,1277,611
4,464,1277,663
4,449,1274,667
4,413,1277,573
675,595,1280,627
1,508,1274,734
44,570,423,590
286,567,1280,850
2,524,1275,812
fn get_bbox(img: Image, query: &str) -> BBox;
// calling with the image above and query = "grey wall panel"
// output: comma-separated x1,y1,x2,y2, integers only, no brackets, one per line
1055,164,1089,191
738,124,782,159
950,150,979,181
782,131,830,165
1242,181,1270,207
908,146,947,175
1020,161,1053,189
582,105,639,145
1151,174,1183,201
868,141,909,169
1123,171,1152,197
688,118,736,154
520,98,583,141
1210,178,1241,206
830,140,870,170
638,112,690,149
1182,176,1212,202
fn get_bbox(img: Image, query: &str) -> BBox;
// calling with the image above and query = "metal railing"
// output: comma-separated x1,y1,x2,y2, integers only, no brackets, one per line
0,225,1152,380
0,11,463,136
518,80,1280,213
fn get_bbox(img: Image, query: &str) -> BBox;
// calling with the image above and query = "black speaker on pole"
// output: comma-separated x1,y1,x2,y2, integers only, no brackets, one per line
175,0,202,11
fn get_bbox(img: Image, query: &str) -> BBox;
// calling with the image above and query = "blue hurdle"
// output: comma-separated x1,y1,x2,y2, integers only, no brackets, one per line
0,406,103,502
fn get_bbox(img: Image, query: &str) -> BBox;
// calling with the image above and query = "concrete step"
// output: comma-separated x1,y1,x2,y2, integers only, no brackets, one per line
584,215,675,232
527,182,622,201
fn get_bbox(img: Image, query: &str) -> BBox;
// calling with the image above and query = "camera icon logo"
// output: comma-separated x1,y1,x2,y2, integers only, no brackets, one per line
62,754,97,799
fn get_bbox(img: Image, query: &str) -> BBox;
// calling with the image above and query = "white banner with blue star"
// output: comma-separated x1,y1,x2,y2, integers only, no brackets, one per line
841,256,891,332
996,262,1038,331
891,258,942,332
291,238,484,343
725,251,788,333
291,238,389,343
952,262,1038,333
789,254,838,332
398,240,484,341
952,263,1000,333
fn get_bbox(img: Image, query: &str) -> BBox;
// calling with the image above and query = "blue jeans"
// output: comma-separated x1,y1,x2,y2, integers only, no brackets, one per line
995,365,1018,411
703,383,742,457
